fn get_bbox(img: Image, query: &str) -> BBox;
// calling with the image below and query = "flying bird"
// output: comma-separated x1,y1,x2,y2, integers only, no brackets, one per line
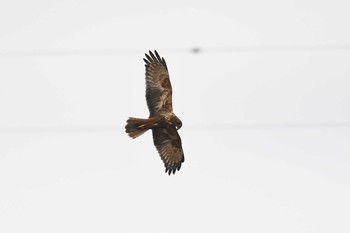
125,50,184,175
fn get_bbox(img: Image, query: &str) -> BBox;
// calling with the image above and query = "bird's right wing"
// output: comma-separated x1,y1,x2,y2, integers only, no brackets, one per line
144,50,173,116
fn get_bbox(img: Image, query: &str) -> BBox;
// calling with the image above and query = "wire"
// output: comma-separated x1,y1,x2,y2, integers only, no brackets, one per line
1,122,350,133
0,49,142,56
0,44,350,56
0,126,120,133
197,44,350,53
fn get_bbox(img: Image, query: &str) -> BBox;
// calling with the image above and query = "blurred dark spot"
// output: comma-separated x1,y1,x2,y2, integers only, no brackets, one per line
191,47,201,54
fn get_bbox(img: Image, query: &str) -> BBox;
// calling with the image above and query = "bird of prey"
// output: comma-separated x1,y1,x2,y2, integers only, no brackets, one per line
125,50,184,175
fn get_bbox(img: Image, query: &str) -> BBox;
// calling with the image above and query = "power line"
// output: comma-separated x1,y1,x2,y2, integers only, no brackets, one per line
199,44,350,53
1,122,350,133
0,44,350,56
189,122,350,130
0,126,120,133
0,49,142,57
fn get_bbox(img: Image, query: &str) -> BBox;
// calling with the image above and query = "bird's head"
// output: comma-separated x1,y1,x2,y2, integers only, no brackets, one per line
175,120,182,130
171,115,182,130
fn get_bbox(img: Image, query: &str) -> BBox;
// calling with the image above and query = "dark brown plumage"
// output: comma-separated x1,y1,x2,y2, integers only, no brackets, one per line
125,50,184,175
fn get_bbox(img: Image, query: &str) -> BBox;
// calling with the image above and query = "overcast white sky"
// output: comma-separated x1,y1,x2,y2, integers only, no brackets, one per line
1,1,350,232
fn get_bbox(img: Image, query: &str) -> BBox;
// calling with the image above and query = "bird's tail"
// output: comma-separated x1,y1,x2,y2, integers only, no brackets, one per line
125,117,151,139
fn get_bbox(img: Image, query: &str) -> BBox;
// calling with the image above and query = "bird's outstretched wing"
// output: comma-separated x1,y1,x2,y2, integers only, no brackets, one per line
152,126,184,175
144,50,173,116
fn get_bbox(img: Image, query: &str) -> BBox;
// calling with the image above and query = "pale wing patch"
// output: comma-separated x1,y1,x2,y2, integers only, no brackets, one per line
144,51,173,116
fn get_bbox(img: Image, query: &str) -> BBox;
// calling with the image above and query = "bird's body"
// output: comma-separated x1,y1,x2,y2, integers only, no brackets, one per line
125,50,184,175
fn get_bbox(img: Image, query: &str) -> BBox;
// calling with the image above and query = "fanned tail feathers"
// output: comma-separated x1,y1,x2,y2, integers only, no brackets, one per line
125,117,149,138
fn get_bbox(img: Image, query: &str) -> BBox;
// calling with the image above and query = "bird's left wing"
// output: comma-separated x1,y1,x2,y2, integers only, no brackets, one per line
152,126,184,175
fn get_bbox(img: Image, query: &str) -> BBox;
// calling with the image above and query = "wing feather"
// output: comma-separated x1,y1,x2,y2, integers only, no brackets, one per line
144,50,173,116
152,126,184,175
